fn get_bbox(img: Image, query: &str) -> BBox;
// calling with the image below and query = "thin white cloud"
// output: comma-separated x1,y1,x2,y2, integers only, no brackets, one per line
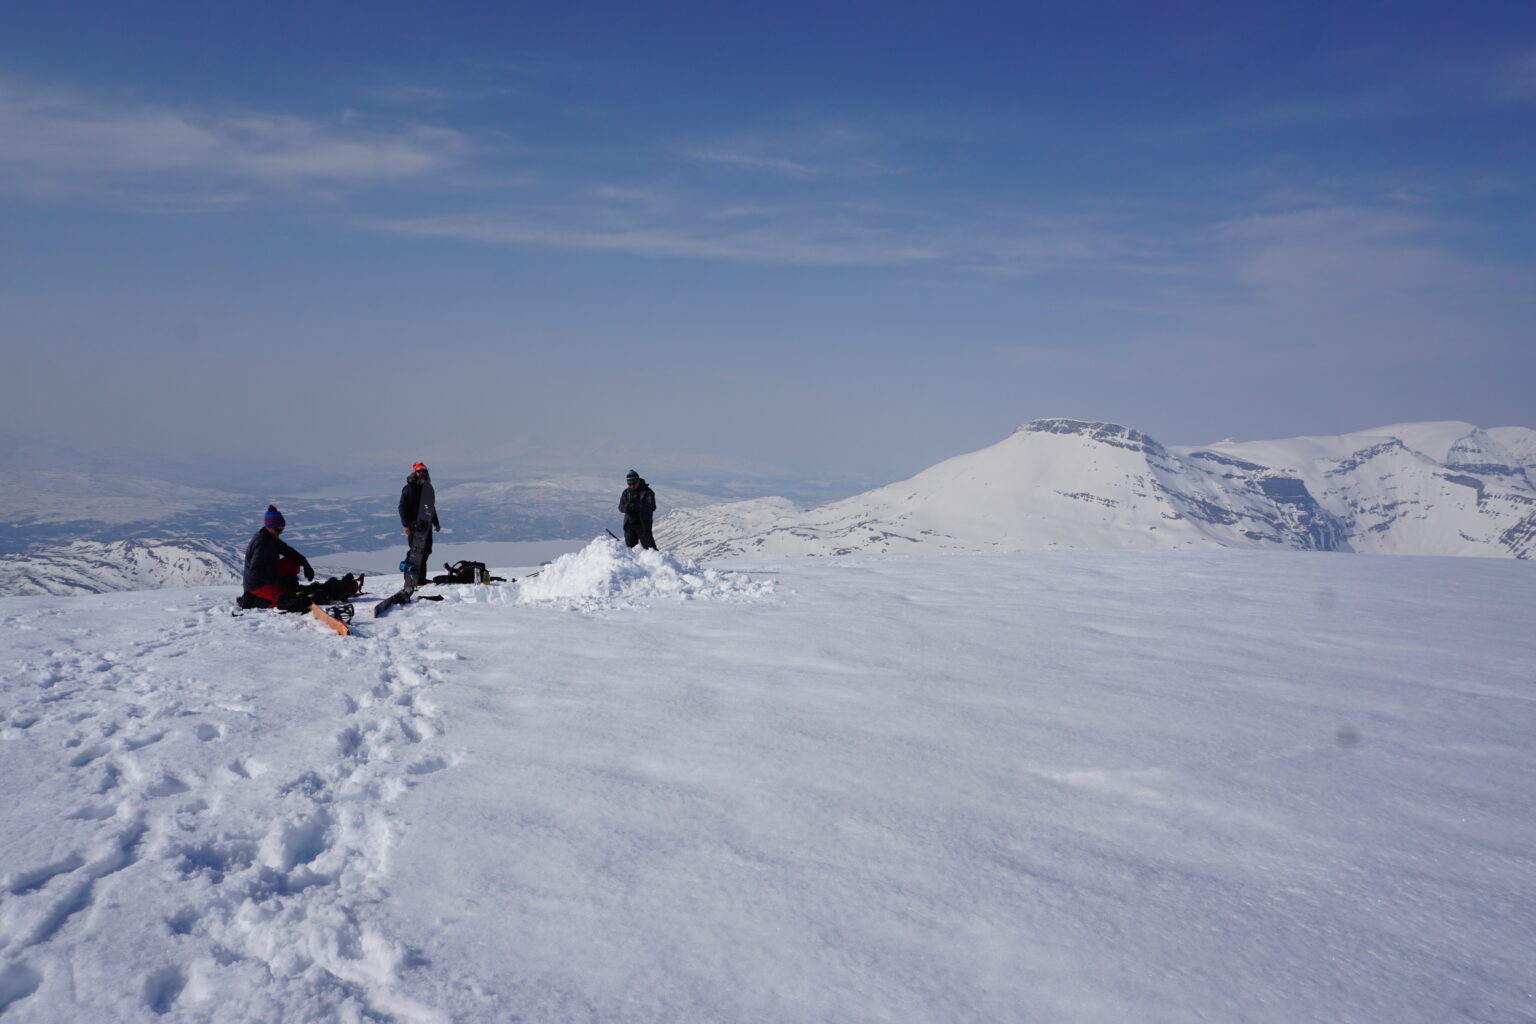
684,147,819,178
0,80,463,203
366,213,945,266
679,124,894,180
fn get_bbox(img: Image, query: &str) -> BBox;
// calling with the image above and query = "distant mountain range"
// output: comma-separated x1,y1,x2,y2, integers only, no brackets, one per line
0,539,244,597
6,419,1533,596
656,419,1536,560
0,470,806,596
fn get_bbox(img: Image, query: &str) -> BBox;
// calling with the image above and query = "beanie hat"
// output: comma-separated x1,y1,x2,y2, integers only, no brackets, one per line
264,505,285,529
625,470,640,481
412,462,427,473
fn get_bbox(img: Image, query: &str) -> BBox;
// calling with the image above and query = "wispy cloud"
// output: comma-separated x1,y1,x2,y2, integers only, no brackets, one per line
679,125,893,180
366,211,946,267
684,147,819,178
0,80,463,204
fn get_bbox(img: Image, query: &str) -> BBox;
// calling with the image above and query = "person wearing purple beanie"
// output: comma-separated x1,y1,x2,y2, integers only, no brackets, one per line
239,505,316,611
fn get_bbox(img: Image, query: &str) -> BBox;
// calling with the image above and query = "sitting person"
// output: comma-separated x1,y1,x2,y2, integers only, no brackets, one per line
239,505,316,612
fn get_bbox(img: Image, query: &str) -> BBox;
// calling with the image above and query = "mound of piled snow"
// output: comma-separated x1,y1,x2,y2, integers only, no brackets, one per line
516,536,773,610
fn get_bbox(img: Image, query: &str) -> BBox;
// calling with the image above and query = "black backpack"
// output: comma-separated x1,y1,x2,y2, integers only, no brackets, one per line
295,573,365,604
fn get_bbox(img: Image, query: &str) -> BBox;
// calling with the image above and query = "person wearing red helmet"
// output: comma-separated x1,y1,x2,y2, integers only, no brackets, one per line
398,462,442,588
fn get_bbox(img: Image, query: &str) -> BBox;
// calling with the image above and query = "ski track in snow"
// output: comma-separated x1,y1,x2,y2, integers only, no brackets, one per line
0,592,458,1022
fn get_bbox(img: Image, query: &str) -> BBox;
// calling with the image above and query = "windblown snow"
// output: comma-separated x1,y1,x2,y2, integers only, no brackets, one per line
2,539,1533,1023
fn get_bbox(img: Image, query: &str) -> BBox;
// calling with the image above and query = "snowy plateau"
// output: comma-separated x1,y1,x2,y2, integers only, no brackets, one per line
1,538,1534,1023
657,419,1536,561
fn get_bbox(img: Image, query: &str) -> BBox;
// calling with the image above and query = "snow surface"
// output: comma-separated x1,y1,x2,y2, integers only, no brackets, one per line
2,539,1534,1023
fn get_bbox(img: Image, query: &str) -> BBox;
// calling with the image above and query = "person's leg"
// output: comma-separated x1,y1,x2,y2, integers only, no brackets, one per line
640,523,657,550
624,522,640,548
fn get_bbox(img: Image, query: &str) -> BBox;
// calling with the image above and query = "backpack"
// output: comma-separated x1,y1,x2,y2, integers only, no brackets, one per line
295,573,365,604
430,560,506,585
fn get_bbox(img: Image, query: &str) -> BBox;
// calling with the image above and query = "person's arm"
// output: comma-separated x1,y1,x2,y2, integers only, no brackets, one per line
276,537,315,580
643,488,657,515
400,485,414,532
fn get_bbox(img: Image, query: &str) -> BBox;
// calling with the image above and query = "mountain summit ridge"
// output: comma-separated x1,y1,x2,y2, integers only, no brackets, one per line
658,419,1536,561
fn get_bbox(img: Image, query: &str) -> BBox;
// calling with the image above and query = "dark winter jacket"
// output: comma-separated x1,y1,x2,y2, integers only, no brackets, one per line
619,480,657,524
243,529,311,593
399,476,441,530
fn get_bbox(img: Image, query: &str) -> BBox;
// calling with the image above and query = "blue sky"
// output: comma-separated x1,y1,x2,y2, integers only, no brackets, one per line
2,0,1532,486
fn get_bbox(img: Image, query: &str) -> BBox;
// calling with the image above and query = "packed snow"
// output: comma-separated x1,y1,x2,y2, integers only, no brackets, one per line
513,536,775,609
1,539,1533,1023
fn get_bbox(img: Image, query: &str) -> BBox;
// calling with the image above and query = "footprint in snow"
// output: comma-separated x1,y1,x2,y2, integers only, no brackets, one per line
0,963,43,1014
142,966,186,1016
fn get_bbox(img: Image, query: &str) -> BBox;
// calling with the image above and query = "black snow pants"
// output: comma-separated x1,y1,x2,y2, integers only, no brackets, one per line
624,519,657,550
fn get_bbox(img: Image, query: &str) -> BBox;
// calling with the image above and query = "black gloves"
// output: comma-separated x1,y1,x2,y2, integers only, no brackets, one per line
303,563,316,581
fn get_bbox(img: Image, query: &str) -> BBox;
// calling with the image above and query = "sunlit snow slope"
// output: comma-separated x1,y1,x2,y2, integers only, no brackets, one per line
0,539,242,597
1,540,1533,1023
659,419,1536,559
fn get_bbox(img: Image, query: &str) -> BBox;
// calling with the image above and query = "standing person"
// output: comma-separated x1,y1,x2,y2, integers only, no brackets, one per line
618,469,658,550
399,462,441,588
240,505,316,611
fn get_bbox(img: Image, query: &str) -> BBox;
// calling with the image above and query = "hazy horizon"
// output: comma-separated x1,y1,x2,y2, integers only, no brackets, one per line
4,1,1533,485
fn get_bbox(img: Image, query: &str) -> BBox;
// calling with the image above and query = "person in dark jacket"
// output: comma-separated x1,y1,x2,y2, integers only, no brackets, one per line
399,462,442,587
240,505,316,611
618,470,658,550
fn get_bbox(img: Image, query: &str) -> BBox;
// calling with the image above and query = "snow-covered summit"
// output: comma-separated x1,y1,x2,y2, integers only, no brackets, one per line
658,418,1536,560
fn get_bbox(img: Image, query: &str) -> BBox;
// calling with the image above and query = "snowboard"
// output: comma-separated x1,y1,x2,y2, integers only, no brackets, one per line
311,603,353,636
373,588,413,618
372,588,444,618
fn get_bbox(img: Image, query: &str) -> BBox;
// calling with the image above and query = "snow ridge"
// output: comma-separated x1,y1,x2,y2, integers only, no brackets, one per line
658,418,1536,560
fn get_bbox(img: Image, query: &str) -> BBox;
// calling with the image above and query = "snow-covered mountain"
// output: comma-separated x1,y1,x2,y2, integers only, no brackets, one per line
657,419,1536,560
0,539,243,597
